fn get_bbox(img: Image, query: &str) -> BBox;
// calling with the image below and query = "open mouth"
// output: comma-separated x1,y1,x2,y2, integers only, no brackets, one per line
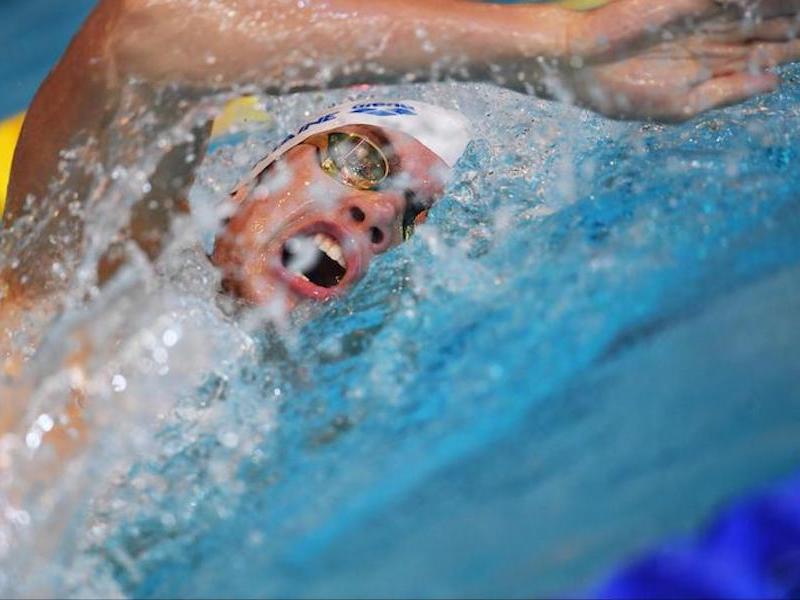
281,232,348,289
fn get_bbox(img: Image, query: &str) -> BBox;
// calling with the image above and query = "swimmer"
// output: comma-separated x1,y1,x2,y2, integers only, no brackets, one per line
0,0,799,479
213,100,471,308
4,0,800,313
2,1,800,565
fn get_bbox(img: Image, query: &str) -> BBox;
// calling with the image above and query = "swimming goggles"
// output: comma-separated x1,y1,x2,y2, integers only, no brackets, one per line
305,131,429,241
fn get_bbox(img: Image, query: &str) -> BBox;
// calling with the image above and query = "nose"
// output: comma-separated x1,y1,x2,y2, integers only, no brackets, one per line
344,194,402,252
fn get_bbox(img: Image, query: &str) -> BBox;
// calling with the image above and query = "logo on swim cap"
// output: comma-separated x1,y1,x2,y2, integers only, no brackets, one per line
350,102,418,117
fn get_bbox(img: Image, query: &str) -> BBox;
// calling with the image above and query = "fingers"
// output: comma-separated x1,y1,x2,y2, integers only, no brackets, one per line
572,0,720,56
748,17,800,41
746,1,800,19
660,36,799,119
574,0,800,61
678,32,800,79
714,0,800,18
703,16,800,43
684,70,778,116
749,39,800,68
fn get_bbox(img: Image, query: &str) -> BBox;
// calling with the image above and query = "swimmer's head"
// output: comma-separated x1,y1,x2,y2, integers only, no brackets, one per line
211,101,471,308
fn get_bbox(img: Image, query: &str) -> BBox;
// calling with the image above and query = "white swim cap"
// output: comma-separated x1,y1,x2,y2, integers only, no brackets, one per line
238,100,472,190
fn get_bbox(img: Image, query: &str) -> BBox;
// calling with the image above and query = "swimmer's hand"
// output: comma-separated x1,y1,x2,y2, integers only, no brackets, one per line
555,0,800,120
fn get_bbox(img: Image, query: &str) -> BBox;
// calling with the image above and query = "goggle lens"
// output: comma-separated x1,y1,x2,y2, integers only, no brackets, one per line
320,132,389,190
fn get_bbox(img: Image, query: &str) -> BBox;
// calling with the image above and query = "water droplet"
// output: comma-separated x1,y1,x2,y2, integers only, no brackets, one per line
36,414,55,432
219,432,239,449
112,374,128,393
162,329,180,348
25,431,42,450
153,347,169,365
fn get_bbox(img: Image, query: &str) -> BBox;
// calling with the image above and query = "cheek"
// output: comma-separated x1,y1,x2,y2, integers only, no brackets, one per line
212,224,273,301
212,200,268,269
225,195,289,247
391,142,448,193
404,170,446,202
211,226,248,281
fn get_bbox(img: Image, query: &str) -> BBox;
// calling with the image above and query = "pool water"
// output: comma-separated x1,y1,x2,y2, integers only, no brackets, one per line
0,0,96,117
1,5,800,599
143,83,800,599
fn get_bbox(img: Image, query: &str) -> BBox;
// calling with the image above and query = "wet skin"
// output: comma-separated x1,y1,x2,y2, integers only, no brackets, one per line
211,125,448,309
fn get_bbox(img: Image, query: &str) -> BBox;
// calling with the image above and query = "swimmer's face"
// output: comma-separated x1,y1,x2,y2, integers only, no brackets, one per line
211,125,449,308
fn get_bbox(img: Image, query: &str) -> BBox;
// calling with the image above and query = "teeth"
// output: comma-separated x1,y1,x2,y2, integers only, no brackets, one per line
313,233,346,268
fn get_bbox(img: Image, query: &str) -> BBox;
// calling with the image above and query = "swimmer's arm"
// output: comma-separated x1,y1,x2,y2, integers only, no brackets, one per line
5,1,119,221
113,0,577,92
9,1,568,231
9,0,800,286
3,1,208,292
112,0,800,116
0,0,602,266
11,0,793,221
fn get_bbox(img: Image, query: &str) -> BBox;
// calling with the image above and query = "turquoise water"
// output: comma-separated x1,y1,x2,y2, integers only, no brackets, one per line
89,82,800,597
2,3,800,599
0,0,95,116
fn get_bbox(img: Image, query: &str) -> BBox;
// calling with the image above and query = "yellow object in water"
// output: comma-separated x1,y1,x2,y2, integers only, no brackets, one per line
0,112,25,215
210,95,272,138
